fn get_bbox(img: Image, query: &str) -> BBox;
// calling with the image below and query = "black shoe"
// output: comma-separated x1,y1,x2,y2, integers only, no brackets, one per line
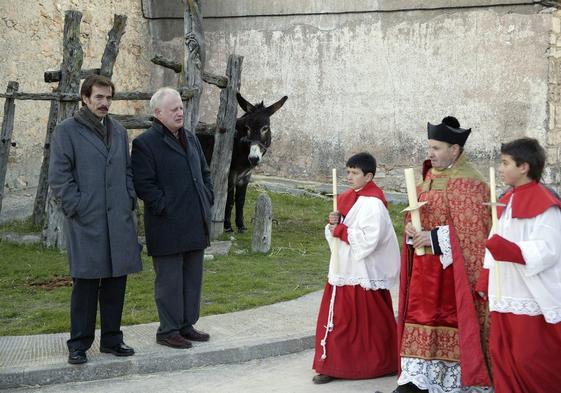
312,374,333,384
68,349,87,365
100,342,135,357
156,334,193,349
181,327,210,342
392,383,427,393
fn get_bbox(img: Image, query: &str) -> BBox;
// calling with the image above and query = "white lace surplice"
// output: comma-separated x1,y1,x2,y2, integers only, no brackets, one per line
325,196,400,290
398,357,493,393
484,198,561,324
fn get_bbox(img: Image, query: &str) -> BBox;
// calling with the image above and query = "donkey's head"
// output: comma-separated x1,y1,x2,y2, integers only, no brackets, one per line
235,93,288,167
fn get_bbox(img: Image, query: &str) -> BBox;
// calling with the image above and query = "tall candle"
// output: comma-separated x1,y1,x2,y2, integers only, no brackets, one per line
332,168,337,211
331,168,339,274
404,168,425,256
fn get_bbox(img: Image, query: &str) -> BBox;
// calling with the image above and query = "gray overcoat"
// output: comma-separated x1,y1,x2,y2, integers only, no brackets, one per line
48,116,143,278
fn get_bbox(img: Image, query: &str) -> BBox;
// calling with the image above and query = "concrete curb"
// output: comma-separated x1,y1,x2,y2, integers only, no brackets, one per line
1,334,314,389
0,291,323,389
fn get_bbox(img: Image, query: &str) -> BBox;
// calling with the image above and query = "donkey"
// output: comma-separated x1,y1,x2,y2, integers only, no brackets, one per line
198,93,287,233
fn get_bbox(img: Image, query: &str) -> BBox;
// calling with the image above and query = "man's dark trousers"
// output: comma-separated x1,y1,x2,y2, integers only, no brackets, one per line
153,250,204,338
67,276,127,351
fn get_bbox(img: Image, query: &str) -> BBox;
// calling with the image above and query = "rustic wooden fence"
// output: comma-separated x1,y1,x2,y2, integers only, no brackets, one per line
0,1,243,248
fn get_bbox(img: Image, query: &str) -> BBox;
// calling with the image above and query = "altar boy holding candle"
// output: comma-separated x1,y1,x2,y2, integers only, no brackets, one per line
479,137,561,393
395,117,492,393
312,152,400,384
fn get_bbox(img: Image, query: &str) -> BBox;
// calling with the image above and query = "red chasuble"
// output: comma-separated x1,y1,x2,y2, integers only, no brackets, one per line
397,155,492,388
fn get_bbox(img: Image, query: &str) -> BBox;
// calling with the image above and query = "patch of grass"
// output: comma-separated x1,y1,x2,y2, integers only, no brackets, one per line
0,185,405,336
0,216,41,234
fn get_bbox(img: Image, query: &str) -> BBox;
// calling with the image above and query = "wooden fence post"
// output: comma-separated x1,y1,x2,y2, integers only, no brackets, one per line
100,14,127,78
31,94,59,227
209,54,243,238
251,193,272,253
182,0,205,132
44,10,83,249
0,81,19,216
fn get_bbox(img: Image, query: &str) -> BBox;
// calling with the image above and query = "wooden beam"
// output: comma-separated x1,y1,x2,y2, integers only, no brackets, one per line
151,55,182,73
0,92,81,101
209,54,243,238
0,81,19,216
32,92,59,227
202,72,228,89
183,0,205,131
0,89,196,101
44,10,84,249
251,193,272,253
152,53,227,88
109,113,220,135
111,114,152,129
100,14,127,78
44,68,100,83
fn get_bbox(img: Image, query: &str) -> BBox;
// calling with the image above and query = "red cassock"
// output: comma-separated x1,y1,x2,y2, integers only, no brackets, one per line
313,283,397,379
482,181,561,393
313,181,400,379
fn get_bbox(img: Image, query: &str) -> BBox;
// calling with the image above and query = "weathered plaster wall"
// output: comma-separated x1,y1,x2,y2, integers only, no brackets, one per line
0,0,152,191
545,9,561,190
2,1,559,196
201,6,553,191
146,0,558,192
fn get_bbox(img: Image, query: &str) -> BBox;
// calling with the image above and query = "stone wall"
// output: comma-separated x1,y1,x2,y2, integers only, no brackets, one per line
2,0,560,197
546,9,561,191
146,0,560,192
0,0,153,191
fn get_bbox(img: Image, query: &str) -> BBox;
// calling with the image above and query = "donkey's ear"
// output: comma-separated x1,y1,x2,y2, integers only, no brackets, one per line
236,93,255,113
265,96,288,117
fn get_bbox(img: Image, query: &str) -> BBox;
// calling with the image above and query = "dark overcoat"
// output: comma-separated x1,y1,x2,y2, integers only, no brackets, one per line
131,121,214,256
48,117,143,278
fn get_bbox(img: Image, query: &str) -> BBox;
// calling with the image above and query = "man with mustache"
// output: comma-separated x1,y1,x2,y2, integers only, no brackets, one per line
49,75,143,365
132,87,213,349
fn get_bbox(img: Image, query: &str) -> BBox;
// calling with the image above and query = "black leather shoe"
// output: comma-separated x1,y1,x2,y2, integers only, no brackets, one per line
157,334,193,349
312,374,333,384
68,349,87,364
392,383,428,393
100,342,135,357
181,327,210,342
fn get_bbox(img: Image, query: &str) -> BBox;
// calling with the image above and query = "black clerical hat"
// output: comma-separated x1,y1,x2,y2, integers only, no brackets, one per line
427,116,471,147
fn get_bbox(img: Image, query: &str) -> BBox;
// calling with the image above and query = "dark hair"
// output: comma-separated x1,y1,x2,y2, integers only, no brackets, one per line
500,137,546,181
80,75,115,105
346,152,377,177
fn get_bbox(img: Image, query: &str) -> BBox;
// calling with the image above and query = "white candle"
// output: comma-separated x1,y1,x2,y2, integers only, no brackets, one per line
404,168,425,256
332,168,337,211
331,168,339,274
489,166,501,300
490,167,498,230
404,168,418,207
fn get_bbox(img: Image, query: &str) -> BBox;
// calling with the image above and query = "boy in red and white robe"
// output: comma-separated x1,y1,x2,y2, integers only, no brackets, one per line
478,138,561,393
312,152,400,384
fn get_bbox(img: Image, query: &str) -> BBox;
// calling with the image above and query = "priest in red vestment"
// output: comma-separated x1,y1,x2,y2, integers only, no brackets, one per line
394,117,492,393
478,138,561,393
